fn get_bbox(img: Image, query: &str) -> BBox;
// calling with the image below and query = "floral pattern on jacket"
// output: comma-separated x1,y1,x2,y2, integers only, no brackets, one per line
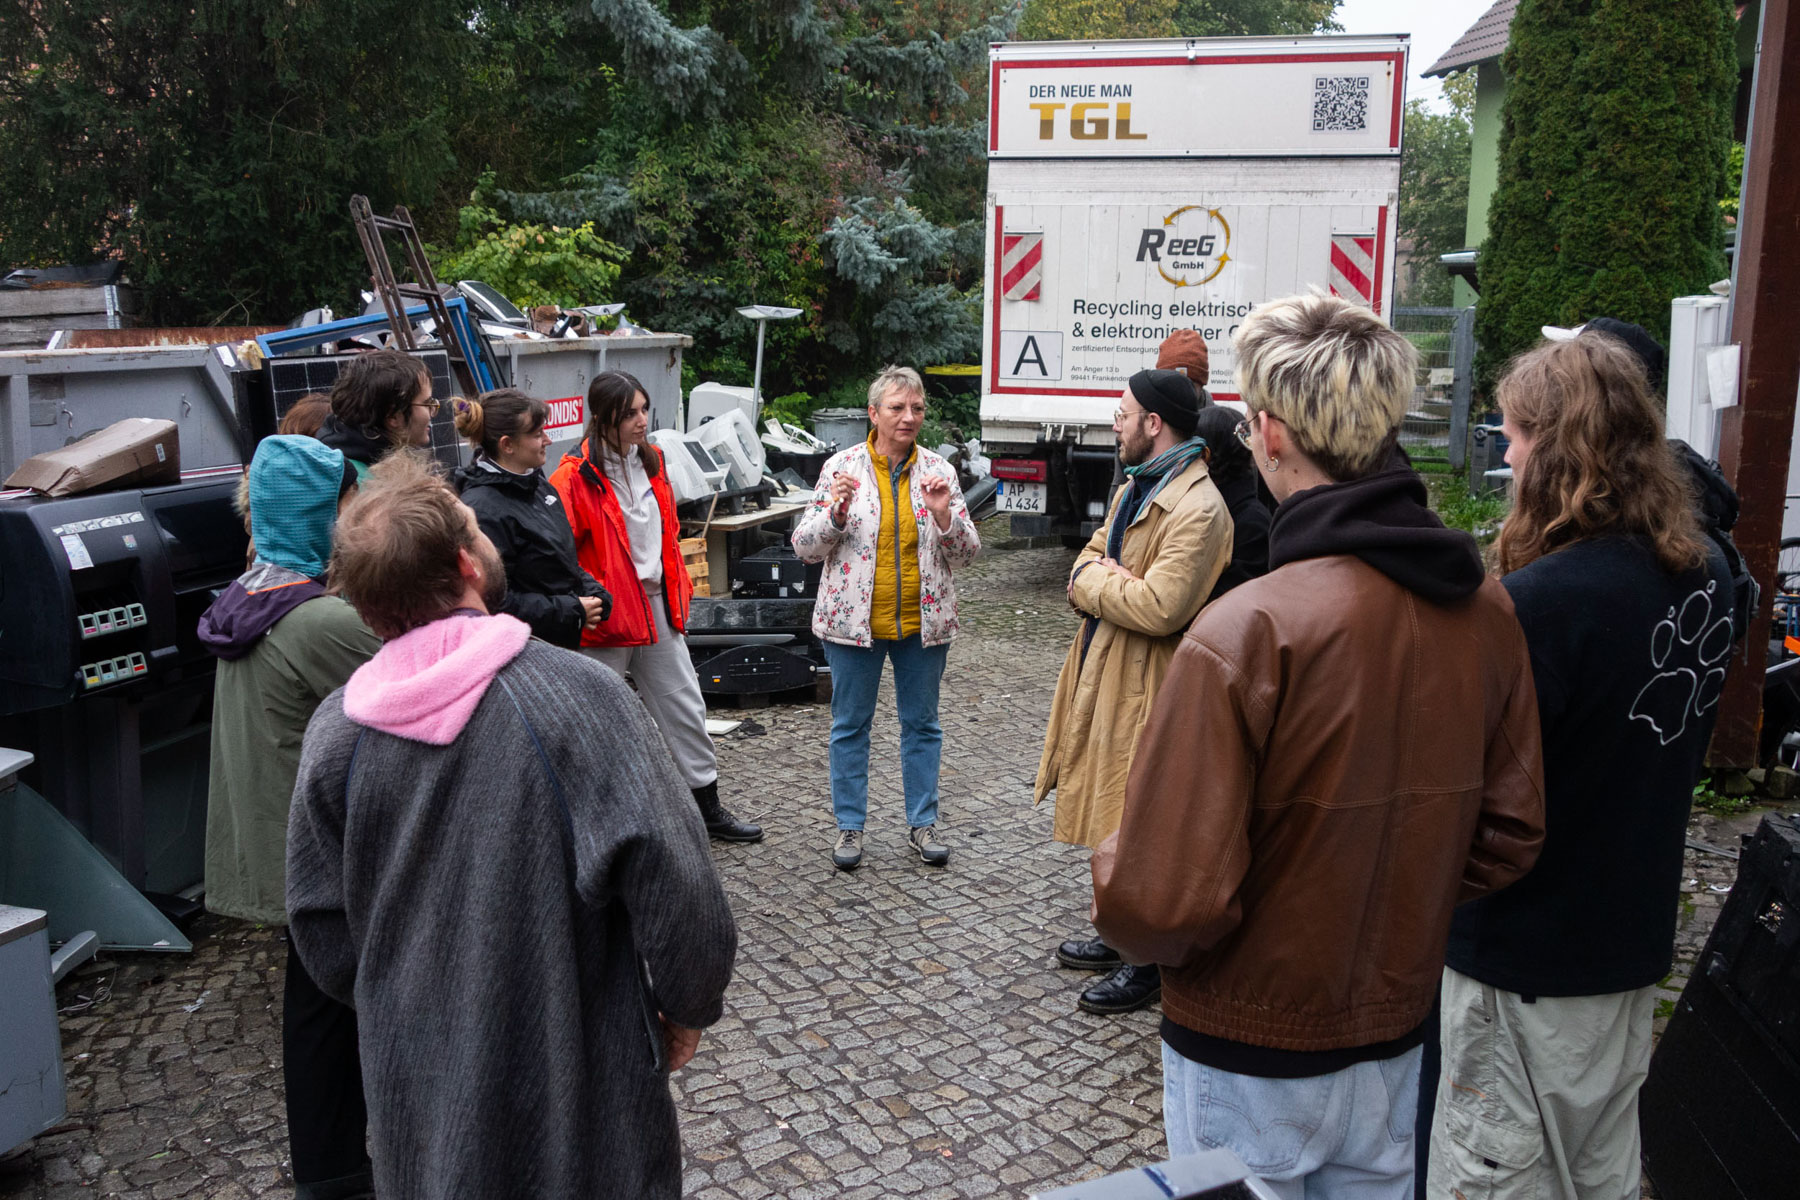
790,442,980,647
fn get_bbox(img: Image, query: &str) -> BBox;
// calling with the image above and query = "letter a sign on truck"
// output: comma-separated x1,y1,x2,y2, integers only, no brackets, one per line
980,34,1407,445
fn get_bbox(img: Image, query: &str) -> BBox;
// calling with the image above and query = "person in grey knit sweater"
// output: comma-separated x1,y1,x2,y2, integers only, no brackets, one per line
287,451,737,1200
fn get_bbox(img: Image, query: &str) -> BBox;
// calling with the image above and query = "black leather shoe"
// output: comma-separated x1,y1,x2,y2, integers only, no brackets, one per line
692,782,764,843
294,1167,376,1200
1056,936,1124,971
1077,963,1162,1014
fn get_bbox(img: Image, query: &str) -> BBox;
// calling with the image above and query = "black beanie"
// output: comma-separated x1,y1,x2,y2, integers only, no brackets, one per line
1128,369,1201,437
1584,318,1668,395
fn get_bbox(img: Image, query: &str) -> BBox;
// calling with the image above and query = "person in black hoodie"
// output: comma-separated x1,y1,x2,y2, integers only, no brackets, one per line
1093,292,1545,1199
451,388,611,648
1426,334,1732,1200
1190,404,1272,601
316,349,436,477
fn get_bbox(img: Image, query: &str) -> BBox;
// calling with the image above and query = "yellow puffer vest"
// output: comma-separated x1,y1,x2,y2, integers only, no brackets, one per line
868,433,922,641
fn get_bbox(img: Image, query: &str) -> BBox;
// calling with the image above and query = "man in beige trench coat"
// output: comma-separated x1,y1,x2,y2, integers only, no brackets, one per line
1035,365,1232,1015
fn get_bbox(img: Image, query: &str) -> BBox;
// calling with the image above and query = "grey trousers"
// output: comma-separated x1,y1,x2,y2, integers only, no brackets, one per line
581,592,717,789
1429,967,1655,1200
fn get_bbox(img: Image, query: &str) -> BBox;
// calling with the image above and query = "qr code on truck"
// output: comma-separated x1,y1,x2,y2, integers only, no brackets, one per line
1312,75,1371,132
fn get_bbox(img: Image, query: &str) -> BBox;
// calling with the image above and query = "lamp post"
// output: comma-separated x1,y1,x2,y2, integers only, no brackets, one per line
735,305,803,420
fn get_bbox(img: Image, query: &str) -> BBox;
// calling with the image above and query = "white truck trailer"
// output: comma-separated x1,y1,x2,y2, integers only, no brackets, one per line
980,34,1408,540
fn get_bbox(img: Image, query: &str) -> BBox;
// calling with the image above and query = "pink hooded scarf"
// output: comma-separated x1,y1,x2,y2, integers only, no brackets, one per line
342,612,531,744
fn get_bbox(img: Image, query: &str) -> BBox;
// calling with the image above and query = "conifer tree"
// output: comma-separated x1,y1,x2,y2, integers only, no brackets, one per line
1475,0,1737,387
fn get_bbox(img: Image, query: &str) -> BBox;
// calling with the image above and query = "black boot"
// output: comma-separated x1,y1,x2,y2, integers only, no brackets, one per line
1056,936,1124,971
294,1168,376,1200
693,781,763,843
1077,962,1161,1014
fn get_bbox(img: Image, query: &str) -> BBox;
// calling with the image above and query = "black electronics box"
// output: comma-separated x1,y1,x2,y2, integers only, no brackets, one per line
730,546,821,600
1641,814,1800,1199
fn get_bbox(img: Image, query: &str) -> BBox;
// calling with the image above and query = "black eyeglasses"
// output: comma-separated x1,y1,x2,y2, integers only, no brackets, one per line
1234,416,1253,447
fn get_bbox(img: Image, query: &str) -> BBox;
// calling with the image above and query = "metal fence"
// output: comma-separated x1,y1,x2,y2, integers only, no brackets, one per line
1392,306,1477,470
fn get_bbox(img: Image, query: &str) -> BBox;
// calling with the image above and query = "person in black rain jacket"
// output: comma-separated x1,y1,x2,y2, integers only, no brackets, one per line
1191,404,1272,602
452,388,611,647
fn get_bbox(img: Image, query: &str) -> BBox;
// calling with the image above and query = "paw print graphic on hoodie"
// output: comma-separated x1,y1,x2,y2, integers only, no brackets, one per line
1628,581,1733,746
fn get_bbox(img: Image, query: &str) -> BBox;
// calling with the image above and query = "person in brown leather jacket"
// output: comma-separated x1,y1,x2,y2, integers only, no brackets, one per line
1092,291,1546,1199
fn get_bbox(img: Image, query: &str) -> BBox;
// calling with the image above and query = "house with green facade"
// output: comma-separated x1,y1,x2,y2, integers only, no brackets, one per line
1422,1,1516,308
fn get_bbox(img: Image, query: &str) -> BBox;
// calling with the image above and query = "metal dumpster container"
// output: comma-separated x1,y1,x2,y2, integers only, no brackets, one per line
0,344,254,483
489,333,693,464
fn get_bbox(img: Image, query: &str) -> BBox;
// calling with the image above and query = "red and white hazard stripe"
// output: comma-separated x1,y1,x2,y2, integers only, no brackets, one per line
1329,233,1376,309
1001,231,1043,302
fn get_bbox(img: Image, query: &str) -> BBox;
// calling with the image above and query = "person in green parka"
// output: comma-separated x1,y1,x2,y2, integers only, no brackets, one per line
198,435,381,1200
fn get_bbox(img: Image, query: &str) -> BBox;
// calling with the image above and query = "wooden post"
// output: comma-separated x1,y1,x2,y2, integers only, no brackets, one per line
1713,0,1800,765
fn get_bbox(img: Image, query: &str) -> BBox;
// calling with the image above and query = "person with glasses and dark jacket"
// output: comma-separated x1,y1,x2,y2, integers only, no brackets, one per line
317,349,437,477
452,388,611,649
1191,405,1272,601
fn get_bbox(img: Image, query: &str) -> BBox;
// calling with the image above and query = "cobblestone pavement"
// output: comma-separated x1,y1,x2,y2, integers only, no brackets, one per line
0,533,1771,1200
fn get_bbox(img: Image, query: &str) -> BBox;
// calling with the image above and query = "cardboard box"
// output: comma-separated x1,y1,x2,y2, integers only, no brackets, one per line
4,418,181,496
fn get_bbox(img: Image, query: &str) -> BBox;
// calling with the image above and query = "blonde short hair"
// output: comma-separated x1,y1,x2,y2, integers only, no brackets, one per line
1233,292,1417,481
867,365,925,409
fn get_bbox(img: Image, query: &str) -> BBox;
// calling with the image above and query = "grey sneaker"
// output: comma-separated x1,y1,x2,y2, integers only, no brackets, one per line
832,828,864,871
908,824,950,867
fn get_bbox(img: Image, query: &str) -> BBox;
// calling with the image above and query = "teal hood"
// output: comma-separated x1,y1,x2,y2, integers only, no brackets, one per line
248,435,348,580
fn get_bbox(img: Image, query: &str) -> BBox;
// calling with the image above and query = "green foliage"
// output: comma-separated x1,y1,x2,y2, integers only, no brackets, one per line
1692,776,1756,815
493,1,1014,400
1440,68,1479,123
1016,0,1337,39
1475,0,1738,389
1398,89,1474,307
1720,141,1745,221
1167,0,1340,36
765,392,818,427
0,0,474,324
1018,0,1179,39
1426,476,1510,549
429,179,626,310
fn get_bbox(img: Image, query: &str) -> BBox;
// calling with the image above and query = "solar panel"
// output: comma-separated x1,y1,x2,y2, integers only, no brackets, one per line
265,350,462,469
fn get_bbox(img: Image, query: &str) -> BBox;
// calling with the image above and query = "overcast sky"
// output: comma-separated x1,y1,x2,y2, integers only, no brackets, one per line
1332,0,1498,110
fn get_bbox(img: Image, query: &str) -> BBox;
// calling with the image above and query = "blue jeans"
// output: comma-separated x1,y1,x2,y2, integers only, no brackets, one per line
823,636,948,830
1162,1042,1420,1200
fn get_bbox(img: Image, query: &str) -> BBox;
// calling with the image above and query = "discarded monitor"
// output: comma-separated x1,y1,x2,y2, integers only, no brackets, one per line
647,429,729,503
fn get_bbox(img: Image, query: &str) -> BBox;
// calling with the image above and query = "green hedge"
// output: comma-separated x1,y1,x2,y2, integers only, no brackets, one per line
1475,0,1738,389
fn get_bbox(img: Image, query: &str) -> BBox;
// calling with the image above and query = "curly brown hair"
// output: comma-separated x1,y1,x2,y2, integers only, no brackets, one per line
1493,335,1705,576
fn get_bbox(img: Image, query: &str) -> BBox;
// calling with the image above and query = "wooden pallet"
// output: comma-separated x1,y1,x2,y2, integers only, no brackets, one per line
681,536,710,597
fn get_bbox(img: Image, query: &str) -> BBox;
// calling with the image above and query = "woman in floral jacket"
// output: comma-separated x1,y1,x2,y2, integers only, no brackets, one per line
792,366,980,872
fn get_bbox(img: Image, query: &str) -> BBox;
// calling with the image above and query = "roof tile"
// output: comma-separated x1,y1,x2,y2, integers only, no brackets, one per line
1423,0,1519,78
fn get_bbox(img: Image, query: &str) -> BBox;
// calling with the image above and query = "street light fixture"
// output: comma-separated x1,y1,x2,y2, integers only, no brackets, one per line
735,305,803,418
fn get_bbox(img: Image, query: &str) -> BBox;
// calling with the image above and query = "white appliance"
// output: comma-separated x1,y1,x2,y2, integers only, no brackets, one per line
647,429,729,502
687,382,757,432
693,407,767,490
1667,293,1733,459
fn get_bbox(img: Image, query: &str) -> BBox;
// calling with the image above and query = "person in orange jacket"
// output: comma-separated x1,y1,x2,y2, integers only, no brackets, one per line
549,370,762,843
